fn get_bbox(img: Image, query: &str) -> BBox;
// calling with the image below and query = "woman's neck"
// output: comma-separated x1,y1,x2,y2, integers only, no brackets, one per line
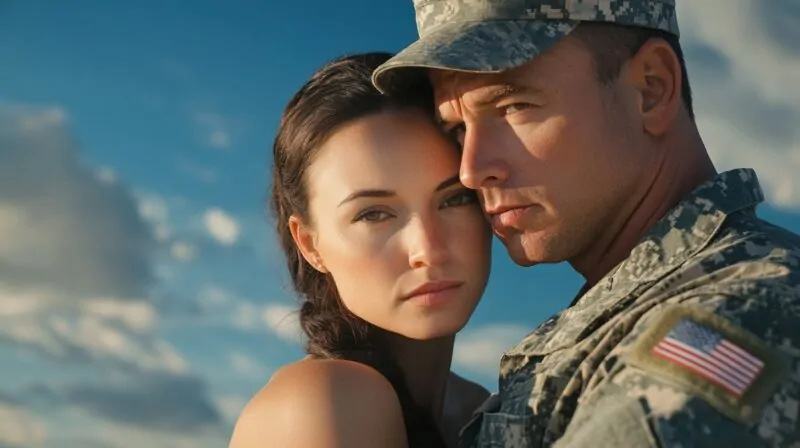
382,331,455,423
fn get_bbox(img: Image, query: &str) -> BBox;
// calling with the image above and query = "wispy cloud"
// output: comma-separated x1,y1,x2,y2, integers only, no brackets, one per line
261,303,302,344
94,167,118,185
132,192,252,265
679,0,800,208
189,283,302,344
169,241,198,263
19,372,229,448
136,192,172,243
229,352,270,378
203,207,240,246
191,111,232,150
0,103,228,445
0,103,183,372
453,324,530,377
214,394,250,426
176,159,218,184
34,372,221,432
0,397,46,448
0,104,154,299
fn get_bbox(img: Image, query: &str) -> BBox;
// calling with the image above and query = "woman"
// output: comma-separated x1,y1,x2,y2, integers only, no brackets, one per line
229,52,493,448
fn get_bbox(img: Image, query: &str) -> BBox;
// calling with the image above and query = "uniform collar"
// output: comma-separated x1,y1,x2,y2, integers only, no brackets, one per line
505,169,765,357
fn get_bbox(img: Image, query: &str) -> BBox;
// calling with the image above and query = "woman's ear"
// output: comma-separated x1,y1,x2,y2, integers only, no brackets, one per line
288,215,328,273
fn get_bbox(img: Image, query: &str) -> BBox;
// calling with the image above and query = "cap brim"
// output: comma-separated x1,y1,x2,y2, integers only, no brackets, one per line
373,19,579,94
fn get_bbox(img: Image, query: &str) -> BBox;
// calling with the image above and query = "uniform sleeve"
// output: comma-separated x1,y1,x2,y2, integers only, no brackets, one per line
554,303,799,448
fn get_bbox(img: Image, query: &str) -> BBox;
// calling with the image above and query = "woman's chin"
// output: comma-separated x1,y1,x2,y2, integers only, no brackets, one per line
393,318,469,341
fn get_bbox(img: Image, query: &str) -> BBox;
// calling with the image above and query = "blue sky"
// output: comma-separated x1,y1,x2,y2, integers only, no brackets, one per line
0,1,798,447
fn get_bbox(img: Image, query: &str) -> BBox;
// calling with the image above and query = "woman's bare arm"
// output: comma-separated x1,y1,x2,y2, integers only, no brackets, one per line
229,359,408,448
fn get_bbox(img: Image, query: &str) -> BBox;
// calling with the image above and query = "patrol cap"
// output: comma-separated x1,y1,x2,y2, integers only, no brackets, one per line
372,0,680,93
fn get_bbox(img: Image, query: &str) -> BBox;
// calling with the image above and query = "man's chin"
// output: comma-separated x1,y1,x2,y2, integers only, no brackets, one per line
499,233,555,267
502,240,542,267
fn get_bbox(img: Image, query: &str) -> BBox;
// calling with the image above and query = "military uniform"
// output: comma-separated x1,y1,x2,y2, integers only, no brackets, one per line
456,170,800,447
372,1,800,446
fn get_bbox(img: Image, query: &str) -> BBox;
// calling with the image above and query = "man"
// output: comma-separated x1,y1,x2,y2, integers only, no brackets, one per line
372,1,800,447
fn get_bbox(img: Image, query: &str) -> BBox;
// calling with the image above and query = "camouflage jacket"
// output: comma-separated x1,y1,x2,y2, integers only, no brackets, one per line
460,169,800,448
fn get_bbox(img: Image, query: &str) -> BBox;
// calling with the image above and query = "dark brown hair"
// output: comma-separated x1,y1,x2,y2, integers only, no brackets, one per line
269,52,447,447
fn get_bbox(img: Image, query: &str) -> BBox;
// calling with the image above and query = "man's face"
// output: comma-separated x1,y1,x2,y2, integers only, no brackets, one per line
432,36,656,267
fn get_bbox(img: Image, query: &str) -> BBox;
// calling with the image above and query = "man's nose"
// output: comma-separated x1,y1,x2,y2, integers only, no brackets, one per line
459,125,511,190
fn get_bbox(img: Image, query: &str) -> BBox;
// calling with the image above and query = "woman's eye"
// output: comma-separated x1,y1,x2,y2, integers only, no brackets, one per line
448,124,465,148
354,209,392,223
442,190,477,208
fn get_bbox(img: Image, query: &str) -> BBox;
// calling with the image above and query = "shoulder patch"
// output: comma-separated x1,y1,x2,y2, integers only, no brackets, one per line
625,305,790,425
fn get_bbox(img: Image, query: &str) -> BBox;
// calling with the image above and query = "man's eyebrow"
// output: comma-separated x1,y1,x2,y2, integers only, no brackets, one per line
471,84,536,108
437,83,541,127
337,175,461,207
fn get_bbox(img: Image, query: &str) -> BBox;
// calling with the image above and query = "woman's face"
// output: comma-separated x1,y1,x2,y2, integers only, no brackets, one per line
293,109,492,340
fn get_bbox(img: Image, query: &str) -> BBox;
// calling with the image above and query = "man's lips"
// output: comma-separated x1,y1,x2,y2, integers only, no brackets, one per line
488,205,536,229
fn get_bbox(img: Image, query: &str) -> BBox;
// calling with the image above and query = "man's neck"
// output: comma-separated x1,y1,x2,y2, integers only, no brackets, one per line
572,130,717,290
383,331,454,423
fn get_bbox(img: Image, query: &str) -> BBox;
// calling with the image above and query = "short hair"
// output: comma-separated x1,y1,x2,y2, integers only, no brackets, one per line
571,22,695,121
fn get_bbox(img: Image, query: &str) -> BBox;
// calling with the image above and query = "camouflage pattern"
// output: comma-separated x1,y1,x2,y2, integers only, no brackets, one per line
372,0,680,93
458,168,800,447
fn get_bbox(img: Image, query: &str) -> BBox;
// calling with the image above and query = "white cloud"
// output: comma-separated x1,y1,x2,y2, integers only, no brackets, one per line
191,111,232,150
262,304,302,344
198,284,234,310
677,0,800,208
0,284,53,317
203,208,240,246
154,224,172,242
78,299,158,334
0,402,47,447
214,394,249,425
453,324,530,376
170,241,197,262
678,1,800,107
229,299,303,343
0,296,186,374
229,352,268,378
209,130,230,149
176,160,217,184
48,407,227,448
231,301,260,330
134,192,200,245
0,103,183,374
0,103,152,298
153,263,176,282
194,286,302,344
137,194,169,227
95,167,117,185
0,102,68,132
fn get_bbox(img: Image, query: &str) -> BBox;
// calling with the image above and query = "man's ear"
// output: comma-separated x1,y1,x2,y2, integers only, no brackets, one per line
288,215,327,273
626,37,682,137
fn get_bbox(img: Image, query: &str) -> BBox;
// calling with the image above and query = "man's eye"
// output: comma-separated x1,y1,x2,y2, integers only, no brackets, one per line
503,103,533,114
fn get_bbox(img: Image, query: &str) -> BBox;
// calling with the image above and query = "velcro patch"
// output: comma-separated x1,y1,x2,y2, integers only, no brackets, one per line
626,305,789,425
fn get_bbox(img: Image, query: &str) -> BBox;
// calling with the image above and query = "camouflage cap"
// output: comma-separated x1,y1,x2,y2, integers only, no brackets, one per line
372,0,680,93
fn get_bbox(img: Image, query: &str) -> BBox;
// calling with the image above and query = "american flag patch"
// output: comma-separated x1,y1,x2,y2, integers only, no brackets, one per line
652,319,765,397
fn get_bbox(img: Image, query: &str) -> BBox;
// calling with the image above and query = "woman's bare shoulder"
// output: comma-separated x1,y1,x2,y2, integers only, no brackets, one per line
229,358,407,448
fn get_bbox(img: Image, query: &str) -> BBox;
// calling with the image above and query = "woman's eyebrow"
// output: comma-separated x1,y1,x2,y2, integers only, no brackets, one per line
337,174,461,207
